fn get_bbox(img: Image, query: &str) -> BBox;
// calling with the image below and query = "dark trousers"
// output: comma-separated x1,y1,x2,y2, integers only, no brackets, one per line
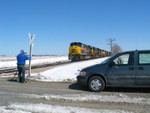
17,64,26,83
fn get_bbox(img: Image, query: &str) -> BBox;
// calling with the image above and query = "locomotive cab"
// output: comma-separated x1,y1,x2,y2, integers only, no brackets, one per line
69,42,82,61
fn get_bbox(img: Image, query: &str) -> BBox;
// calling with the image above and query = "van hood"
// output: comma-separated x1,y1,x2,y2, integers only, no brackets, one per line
80,63,107,76
82,64,101,71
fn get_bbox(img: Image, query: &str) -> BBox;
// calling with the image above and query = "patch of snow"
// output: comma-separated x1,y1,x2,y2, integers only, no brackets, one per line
30,57,108,82
0,103,132,113
20,93,150,105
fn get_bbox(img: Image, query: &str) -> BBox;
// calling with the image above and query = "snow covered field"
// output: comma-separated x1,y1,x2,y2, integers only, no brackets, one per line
0,56,68,68
0,56,107,82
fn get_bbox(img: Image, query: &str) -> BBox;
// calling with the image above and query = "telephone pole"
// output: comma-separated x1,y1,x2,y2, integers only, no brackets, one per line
107,38,115,54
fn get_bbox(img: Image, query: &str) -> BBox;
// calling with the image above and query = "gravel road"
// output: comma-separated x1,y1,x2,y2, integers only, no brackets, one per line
0,77,150,113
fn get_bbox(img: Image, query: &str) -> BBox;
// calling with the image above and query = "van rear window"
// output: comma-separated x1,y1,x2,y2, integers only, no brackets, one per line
139,53,150,64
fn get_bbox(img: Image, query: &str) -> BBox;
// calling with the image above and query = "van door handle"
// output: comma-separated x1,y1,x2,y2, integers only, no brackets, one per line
138,67,144,70
129,67,134,70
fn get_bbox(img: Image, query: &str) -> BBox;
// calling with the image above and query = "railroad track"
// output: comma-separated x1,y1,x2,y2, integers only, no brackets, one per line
0,61,71,74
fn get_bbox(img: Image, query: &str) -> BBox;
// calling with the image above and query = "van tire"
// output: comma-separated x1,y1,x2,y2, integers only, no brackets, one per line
88,76,105,92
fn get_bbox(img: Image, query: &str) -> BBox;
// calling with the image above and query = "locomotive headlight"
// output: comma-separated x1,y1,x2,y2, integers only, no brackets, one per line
80,71,87,76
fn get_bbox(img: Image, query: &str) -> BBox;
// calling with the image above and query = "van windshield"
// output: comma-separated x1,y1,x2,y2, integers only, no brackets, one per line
100,54,116,64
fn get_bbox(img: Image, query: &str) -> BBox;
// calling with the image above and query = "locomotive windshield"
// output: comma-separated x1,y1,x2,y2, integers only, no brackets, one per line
70,42,82,47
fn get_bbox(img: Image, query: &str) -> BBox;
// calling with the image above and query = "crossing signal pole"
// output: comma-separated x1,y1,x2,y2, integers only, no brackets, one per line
28,33,35,77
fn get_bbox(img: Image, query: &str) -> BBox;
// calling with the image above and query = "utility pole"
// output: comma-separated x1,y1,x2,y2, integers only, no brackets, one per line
107,38,115,54
28,33,35,77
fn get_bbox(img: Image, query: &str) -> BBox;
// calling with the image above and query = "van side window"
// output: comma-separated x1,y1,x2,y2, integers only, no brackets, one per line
113,53,133,65
113,54,129,65
139,52,150,65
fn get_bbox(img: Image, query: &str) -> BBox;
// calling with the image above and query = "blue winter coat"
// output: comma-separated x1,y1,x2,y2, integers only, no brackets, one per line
17,53,31,65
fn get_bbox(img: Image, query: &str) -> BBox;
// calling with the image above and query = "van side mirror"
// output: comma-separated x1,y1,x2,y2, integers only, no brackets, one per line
109,61,116,66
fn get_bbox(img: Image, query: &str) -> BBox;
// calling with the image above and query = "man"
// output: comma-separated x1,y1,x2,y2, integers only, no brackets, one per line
17,50,31,83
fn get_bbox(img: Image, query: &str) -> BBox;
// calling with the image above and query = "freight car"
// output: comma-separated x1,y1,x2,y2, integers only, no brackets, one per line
69,42,111,61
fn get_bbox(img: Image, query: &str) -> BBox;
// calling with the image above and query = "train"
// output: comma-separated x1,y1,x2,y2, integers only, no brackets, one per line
69,42,111,61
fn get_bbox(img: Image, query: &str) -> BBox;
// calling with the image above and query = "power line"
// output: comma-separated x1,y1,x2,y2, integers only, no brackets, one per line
107,38,116,53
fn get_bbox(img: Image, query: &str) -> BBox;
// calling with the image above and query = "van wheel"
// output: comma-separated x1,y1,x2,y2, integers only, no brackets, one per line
88,76,105,92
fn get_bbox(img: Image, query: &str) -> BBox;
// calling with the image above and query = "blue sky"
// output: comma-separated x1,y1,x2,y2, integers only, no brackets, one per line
0,0,150,56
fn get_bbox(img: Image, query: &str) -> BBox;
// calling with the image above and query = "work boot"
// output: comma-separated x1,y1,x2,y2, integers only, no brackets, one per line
19,77,22,83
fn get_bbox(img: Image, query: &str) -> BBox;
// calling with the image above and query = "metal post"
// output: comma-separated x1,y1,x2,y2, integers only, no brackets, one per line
107,38,115,54
28,33,35,77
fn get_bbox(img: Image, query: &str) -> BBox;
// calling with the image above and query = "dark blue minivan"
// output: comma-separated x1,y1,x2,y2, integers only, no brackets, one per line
77,50,150,92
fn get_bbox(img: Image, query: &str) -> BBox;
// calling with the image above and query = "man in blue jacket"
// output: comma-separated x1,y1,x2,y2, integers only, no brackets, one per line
17,50,31,83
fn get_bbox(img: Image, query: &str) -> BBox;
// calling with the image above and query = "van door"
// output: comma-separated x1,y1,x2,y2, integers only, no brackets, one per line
136,52,150,86
106,52,135,86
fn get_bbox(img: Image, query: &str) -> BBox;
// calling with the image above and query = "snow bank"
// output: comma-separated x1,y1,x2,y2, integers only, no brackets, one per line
0,103,132,113
20,93,150,105
1,91,149,106
30,57,108,82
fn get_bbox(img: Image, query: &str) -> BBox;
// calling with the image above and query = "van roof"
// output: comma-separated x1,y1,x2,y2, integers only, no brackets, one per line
119,50,150,54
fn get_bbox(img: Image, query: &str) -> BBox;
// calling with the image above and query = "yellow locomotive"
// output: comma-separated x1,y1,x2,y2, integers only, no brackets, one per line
69,42,111,61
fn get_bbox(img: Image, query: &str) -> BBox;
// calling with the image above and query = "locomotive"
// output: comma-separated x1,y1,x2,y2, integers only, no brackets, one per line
69,42,111,61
